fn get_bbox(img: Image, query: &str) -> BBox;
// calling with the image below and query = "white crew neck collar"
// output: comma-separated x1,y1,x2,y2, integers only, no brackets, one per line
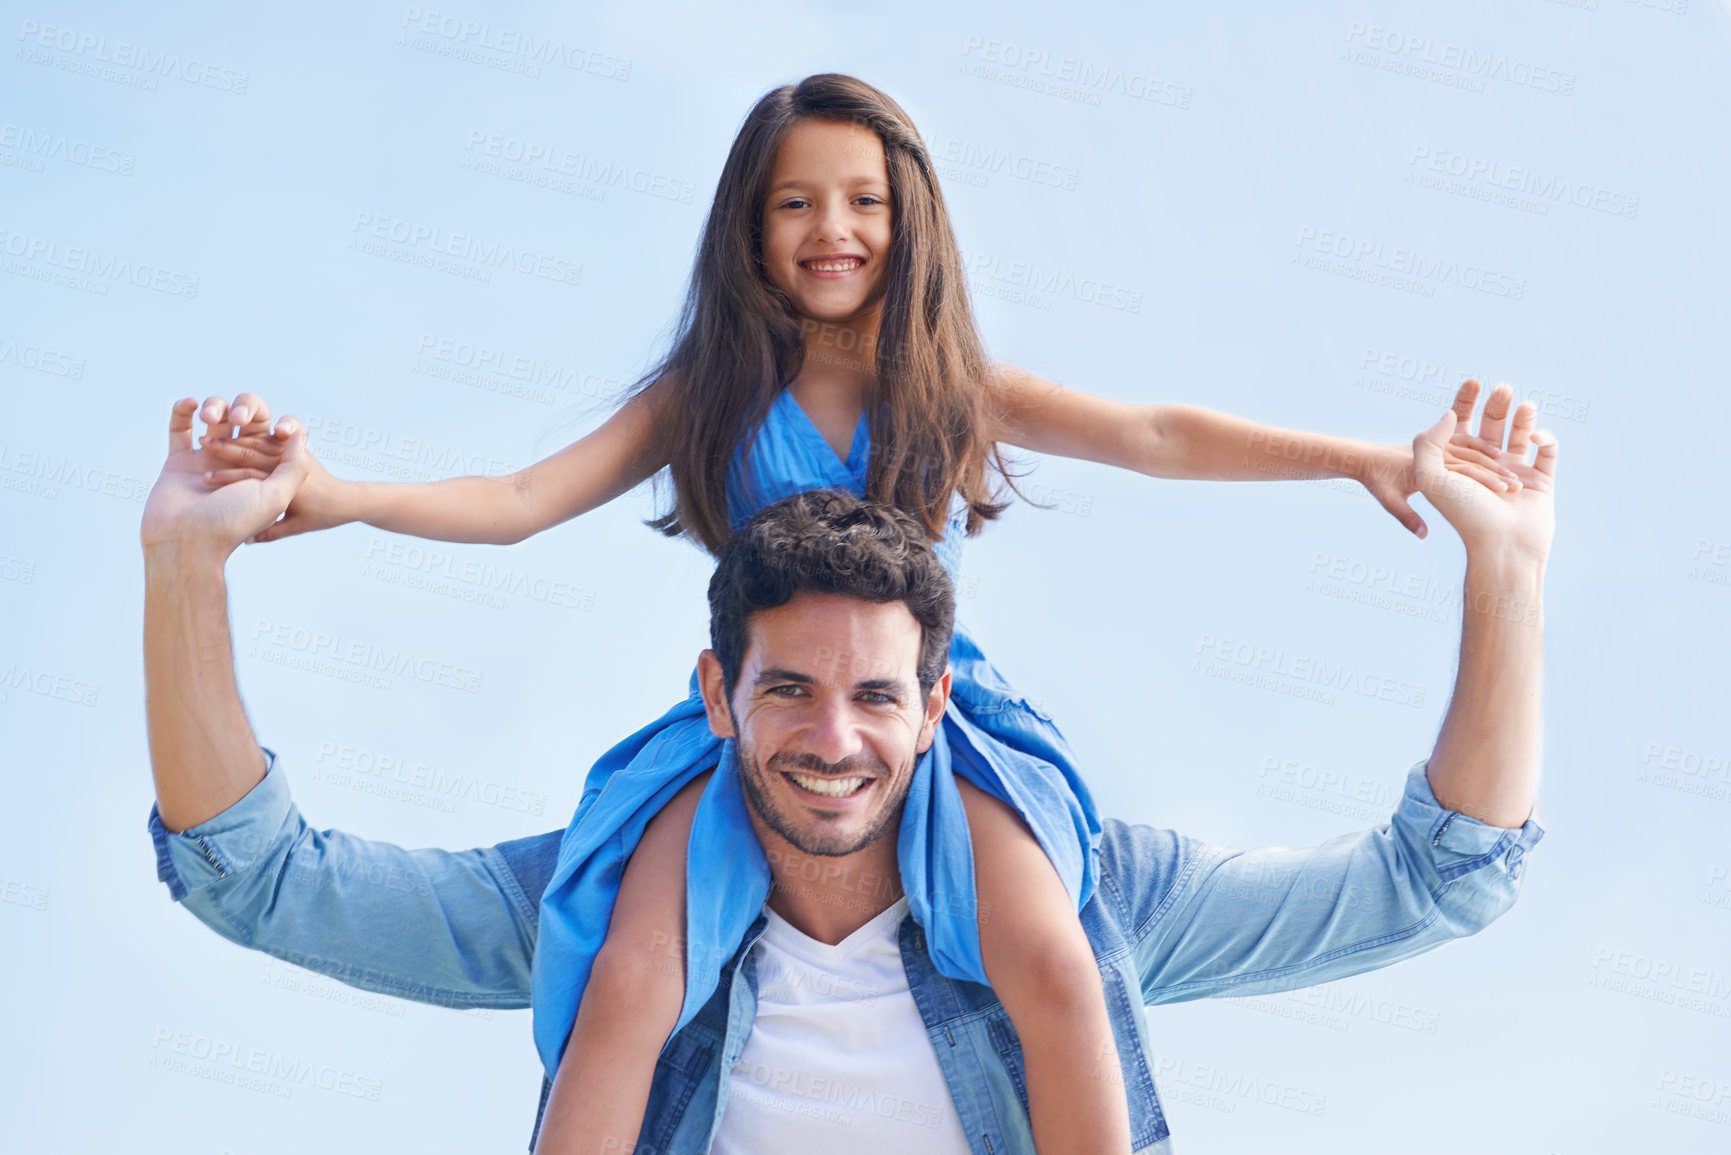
760,896,911,965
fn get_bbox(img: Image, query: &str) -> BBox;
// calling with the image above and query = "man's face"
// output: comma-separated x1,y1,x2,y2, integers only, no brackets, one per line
698,591,949,858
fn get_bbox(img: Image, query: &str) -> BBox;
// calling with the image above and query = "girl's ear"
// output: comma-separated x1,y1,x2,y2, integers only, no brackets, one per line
697,649,737,739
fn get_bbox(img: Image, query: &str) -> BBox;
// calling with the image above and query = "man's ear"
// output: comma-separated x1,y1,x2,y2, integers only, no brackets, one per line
914,667,952,754
697,649,736,739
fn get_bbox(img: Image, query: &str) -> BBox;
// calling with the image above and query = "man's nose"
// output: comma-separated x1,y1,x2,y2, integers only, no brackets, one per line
802,695,864,764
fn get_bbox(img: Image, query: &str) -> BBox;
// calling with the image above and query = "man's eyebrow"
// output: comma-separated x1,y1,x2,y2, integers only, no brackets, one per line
753,667,816,687
752,670,911,697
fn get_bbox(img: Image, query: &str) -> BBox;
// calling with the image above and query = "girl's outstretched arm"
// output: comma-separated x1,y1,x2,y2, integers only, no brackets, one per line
989,364,1526,538
199,386,668,545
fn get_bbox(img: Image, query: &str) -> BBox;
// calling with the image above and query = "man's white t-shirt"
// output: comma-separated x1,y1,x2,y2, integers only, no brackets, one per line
709,897,973,1153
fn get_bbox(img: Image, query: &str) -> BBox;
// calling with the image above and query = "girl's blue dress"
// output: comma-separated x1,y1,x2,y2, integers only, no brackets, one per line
530,387,1103,1075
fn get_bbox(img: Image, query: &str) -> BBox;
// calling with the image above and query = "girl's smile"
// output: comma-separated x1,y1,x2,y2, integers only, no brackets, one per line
797,252,867,278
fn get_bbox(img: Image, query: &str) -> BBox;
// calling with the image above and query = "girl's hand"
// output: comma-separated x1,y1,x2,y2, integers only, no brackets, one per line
1359,380,1530,539
200,422,349,542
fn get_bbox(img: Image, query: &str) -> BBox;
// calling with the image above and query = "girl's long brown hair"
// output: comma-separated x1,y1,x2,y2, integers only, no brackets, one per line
636,73,1013,553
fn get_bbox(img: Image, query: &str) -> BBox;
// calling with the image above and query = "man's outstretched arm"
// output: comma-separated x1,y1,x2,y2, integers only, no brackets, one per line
1117,382,1557,1003
1418,382,1554,829
141,395,557,1006
143,395,287,831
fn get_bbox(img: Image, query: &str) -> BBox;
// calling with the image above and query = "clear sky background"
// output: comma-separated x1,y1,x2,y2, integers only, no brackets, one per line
3,2,1729,1152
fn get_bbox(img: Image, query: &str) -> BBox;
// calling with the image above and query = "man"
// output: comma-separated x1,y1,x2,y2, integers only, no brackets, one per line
142,388,1555,1154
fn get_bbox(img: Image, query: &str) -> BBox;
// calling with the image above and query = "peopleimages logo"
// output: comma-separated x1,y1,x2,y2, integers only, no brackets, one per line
399,7,630,79
248,617,484,695
0,123,135,175
463,131,696,203
958,36,1192,109
350,211,582,286
1343,22,1576,96
1193,632,1426,709
16,20,251,93
1294,226,1525,300
1408,146,1639,219
0,227,200,297
0,335,85,378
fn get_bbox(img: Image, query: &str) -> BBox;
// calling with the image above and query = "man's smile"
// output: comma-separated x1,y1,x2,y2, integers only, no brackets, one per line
783,770,875,800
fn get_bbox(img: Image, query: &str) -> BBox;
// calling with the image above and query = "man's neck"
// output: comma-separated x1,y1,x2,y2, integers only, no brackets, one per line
754,820,906,945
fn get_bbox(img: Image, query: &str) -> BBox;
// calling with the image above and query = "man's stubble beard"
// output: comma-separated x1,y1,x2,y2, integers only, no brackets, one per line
735,738,913,858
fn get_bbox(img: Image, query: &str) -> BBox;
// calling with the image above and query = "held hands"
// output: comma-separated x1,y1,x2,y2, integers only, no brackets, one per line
1358,380,1539,540
194,393,346,542
1411,380,1558,564
141,394,313,560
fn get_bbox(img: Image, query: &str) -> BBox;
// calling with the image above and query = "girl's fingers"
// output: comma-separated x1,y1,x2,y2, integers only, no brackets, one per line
202,467,271,485
230,392,273,433
1380,492,1427,538
1446,461,1511,492
199,437,281,466
1443,441,1518,477
200,395,231,434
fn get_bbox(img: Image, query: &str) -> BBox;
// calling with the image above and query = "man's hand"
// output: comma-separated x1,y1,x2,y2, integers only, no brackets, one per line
1357,380,1533,540
141,395,312,561
1413,380,1558,563
195,397,348,543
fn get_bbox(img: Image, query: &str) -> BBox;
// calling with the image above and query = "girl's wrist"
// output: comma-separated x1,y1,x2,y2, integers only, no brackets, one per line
1349,441,1405,487
329,478,369,525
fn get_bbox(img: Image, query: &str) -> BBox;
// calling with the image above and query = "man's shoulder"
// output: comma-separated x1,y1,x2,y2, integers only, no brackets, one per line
491,830,565,925
1097,815,1192,873
1090,816,1201,937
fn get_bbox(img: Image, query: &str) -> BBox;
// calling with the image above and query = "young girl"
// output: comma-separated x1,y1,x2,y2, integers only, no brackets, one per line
201,75,1519,1154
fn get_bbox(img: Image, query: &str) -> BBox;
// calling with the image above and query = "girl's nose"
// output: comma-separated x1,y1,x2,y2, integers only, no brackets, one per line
813,202,850,245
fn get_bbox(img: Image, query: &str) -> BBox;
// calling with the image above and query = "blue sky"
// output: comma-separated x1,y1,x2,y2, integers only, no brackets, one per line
3,2,1729,1151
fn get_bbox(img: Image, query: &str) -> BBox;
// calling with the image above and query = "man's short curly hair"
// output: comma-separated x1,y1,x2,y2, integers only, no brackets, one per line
708,489,955,698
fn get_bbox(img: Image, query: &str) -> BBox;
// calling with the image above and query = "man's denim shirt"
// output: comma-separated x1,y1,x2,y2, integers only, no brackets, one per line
150,750,1543,1155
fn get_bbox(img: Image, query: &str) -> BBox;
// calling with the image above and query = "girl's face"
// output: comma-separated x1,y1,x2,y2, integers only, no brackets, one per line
760,118,893,327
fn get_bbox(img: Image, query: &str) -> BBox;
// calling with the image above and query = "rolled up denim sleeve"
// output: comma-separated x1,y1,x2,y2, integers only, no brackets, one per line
147,746,559,1009
1128,759,1545,1005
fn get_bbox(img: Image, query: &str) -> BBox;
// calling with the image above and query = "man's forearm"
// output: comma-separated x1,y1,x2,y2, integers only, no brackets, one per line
1425,553,1545,828
144,544,267,831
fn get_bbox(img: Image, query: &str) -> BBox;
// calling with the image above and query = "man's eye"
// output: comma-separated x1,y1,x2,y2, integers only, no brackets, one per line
858,691,893,705
769,685,804,698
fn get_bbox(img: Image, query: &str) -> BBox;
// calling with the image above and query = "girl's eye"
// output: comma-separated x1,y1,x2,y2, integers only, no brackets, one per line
854,195,883,207
779,198,811,210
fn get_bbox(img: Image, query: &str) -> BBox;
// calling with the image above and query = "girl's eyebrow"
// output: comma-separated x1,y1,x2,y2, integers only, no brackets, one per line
765,174,891,196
